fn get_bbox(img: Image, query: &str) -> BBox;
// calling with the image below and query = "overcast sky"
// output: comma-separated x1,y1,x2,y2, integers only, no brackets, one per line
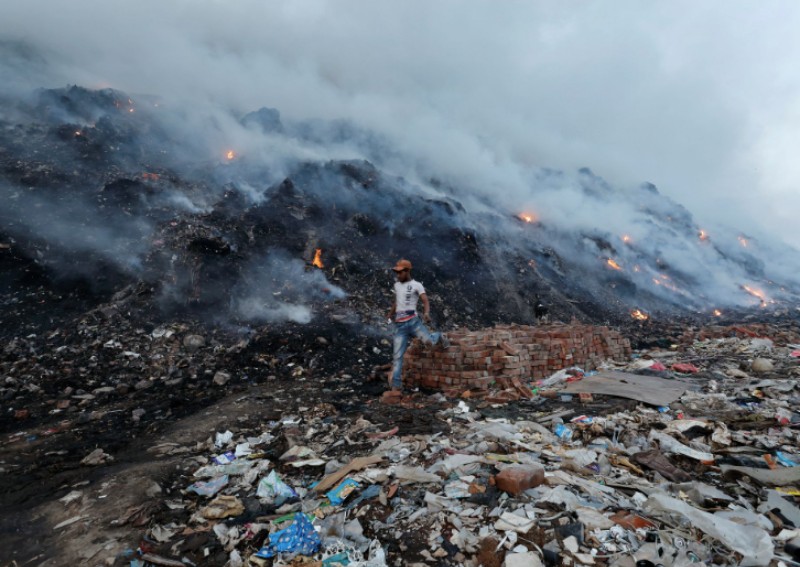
3,1,800,247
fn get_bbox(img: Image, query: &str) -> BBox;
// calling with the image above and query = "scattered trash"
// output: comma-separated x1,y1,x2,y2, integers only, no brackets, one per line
11,312,800,565
255,470,298,503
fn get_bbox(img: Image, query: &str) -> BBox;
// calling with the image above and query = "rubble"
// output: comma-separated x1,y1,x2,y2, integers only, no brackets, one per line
6,321,794,565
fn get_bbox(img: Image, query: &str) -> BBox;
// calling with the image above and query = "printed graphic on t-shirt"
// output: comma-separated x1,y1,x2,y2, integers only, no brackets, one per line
394,280,425,321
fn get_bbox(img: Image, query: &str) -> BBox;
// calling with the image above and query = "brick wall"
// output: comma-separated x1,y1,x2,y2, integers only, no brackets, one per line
403,324,631,394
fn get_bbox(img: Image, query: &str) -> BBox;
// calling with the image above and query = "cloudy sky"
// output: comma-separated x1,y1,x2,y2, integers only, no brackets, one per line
3,1,800,247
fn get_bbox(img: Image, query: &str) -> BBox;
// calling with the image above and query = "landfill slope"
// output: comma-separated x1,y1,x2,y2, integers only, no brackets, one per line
2,86,800,566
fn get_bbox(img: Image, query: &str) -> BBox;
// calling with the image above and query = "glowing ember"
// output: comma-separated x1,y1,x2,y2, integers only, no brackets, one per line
518,212,537,223
128,108,135,113
606,258,622,271
622,235,632,243
698,229,709,241
226,150,236,160
527,259,536,269
738,236,748,247
630,309,649,321
713,309,722,317
312,248,324,268
74,131,82,136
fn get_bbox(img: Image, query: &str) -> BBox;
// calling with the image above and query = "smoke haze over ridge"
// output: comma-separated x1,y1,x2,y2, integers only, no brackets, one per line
2,0,800,321
3,1,800,248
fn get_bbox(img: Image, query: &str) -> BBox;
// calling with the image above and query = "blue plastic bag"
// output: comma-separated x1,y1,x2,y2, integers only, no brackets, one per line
255,513,321,558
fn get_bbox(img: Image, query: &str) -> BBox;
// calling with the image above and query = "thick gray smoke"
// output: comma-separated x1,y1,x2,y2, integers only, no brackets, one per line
1,1,800,318
233,252,346,324
2,1,800,246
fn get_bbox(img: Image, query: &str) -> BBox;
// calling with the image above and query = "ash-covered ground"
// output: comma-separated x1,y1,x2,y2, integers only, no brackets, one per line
2,86,800,566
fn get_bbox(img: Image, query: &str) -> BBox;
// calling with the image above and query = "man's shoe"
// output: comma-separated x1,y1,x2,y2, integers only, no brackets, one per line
439,333,451,349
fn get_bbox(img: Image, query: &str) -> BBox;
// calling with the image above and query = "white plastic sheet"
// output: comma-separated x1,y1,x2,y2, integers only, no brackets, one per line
644,492,773,566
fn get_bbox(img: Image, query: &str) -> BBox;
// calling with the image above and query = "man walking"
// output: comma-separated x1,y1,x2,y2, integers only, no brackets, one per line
387,259,448,393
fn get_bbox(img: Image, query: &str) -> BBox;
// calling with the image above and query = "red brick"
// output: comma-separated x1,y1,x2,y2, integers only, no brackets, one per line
495,465,545,495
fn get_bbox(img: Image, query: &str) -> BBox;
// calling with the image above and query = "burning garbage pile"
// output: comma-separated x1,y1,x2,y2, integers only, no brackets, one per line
4,85,800,565
3,85,800,336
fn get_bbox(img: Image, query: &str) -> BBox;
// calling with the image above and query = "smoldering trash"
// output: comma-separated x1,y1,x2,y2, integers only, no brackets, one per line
2,85,800,566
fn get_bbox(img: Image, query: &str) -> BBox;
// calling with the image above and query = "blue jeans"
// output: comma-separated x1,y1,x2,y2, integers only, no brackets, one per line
391,316,441,389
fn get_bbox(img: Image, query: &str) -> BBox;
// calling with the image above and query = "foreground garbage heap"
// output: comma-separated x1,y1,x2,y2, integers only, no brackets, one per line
46,323,800,566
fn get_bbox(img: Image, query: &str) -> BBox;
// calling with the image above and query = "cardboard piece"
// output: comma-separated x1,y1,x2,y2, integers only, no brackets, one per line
560,370,690,406
313,454,384,493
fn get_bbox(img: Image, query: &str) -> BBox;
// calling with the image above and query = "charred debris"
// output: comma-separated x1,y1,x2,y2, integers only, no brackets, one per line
1,86,800,566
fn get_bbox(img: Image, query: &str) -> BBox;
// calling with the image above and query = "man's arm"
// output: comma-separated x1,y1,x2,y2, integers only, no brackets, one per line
388,289,396,320
420,293,431,322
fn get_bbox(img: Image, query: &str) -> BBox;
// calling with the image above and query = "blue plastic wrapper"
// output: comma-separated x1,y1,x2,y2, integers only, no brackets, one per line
346,483,381,509
326,478,360,505
554,423,573,441
776,451,797,467
255,513,321,558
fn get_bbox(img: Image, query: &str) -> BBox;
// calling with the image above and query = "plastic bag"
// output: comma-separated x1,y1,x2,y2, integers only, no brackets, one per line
644,492,773,566
256,470,298,503
214,451,236,465
215,430,234,447
188,475,229,497
254,513,321,558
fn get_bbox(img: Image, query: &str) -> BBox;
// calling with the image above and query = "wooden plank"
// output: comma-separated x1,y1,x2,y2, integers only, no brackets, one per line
560,370,689,406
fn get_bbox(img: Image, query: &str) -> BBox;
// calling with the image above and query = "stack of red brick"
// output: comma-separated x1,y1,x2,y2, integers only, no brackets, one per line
403,324,631,397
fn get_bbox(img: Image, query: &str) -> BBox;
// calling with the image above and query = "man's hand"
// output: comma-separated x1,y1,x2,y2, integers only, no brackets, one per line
423,312,431,323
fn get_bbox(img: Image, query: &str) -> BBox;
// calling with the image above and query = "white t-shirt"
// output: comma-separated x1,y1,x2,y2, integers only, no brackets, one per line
394,280,426,321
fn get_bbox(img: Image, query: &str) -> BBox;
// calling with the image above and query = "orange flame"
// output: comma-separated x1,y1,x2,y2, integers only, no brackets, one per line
713,309,722,317
699,229,709,241
606,258,622,271
738,236,748,248
518,212,537,223
743,285,768,306
630,309,649,321
622,235,632,244
226,150,236,161
312,248,324,268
